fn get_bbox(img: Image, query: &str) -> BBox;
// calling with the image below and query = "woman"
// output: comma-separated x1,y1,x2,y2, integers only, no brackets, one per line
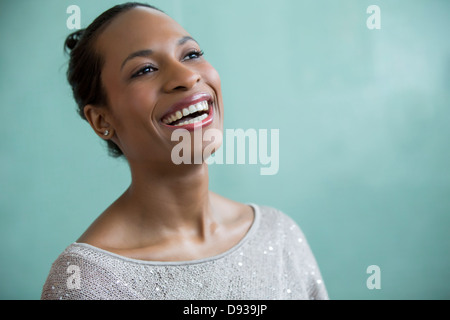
41,2,328,300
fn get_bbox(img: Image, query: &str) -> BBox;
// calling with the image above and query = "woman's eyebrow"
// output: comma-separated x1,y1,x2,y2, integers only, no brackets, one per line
178,35,198,46
121,49,153,70
120,36,199,71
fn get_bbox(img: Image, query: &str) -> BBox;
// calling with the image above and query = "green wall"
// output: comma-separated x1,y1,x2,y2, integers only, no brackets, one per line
0,0,449,299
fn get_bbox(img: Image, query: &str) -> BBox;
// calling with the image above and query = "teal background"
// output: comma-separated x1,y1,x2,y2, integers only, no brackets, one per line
0,0,449,299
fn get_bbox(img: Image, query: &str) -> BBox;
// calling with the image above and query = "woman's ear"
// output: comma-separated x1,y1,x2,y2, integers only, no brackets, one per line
84,104,113,139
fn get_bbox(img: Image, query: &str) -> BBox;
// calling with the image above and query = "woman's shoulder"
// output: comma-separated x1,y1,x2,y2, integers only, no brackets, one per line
41,243,140,300
248,204,315,249
252,204,303,231
42,243,113,285
210,190,305,238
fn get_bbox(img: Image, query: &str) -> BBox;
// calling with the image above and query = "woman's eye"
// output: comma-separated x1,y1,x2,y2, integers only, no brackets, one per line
132,65,157,78
182,50,204,61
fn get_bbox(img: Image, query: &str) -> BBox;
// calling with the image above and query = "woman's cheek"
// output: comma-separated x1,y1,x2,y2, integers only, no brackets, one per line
204,62,221,90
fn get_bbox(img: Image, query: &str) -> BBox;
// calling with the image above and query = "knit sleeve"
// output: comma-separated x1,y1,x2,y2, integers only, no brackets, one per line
273,208,329,300
41,247,142,300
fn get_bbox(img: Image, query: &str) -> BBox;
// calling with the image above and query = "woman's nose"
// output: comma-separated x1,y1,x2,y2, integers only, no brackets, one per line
162,60,201,92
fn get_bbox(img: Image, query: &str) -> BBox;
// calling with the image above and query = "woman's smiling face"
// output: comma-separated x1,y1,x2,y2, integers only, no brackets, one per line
90,7,223,164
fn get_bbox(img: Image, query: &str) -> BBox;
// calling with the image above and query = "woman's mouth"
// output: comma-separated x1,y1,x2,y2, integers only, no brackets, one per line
161,98,213,130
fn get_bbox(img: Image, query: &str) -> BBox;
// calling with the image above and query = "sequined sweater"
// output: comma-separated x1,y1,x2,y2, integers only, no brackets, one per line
41,205,329,300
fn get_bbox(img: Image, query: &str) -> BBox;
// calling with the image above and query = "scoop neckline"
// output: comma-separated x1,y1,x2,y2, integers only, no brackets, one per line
71,203,261,266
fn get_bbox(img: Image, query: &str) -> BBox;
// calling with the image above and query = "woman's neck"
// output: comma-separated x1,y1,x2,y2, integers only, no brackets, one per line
123,161,218,241
77,159,254,261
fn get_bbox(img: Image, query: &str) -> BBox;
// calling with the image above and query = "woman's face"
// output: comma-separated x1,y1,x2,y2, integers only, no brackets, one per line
93,7,223,165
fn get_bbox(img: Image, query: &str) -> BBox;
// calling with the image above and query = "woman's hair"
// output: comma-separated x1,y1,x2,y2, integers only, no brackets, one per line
64,2,163,157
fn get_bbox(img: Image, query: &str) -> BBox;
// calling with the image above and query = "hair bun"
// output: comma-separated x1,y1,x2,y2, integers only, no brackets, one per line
64,29,85,52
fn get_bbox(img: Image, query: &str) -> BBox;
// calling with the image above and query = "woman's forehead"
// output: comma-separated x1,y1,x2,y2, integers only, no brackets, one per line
96,7,189,55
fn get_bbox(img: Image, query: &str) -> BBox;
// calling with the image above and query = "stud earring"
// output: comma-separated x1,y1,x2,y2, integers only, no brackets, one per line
103,130,109,136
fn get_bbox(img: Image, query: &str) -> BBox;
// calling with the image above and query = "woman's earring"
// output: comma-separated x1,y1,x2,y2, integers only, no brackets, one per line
103,130,110,136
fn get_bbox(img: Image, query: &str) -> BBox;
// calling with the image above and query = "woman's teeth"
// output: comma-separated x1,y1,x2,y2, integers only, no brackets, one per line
173,113,208,126
162,100,209,126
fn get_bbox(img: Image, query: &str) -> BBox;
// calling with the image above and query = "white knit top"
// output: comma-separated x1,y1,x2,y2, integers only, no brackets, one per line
41,205,328,300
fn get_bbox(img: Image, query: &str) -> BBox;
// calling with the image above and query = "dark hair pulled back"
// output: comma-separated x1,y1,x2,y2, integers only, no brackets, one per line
64,2,163,157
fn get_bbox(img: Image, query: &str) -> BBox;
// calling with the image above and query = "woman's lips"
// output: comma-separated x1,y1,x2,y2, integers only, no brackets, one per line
161,93,214,130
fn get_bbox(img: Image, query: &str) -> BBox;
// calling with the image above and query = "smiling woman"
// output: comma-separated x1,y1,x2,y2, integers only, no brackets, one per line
40,2,328,300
